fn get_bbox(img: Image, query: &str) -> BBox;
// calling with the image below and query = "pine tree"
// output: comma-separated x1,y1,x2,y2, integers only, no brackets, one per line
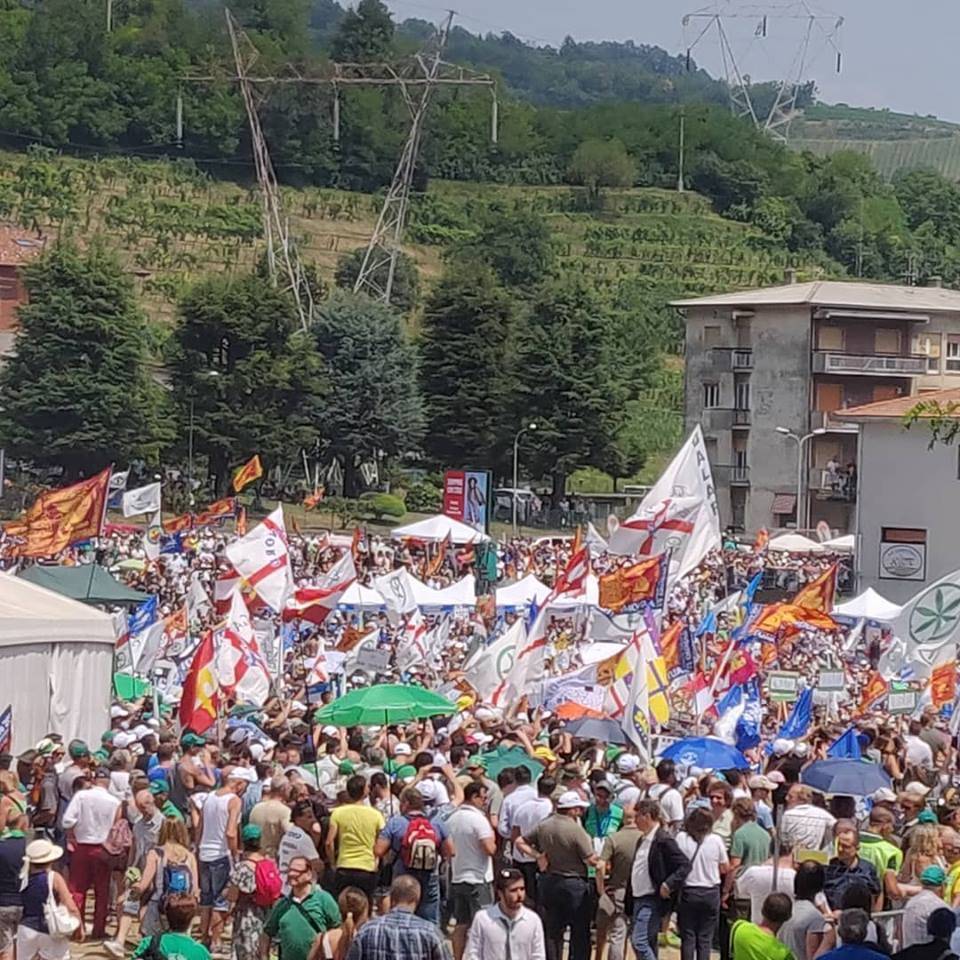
330,0,394,62
0,243,170,477
419,262,517,471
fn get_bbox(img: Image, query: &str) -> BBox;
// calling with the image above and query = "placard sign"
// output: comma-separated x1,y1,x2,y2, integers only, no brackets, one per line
887,689,919,715
768,671,800,702
355,648,391,673
818,670,846,691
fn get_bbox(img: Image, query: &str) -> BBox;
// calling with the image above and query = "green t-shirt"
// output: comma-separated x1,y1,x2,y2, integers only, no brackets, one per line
133,933,210,960
264,888,342,960
858,833,903,883
731,822,771,872
731,920,794,960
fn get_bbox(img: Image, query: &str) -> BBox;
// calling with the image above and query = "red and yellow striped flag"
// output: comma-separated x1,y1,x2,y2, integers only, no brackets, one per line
792,564,837,613
232,455,263,493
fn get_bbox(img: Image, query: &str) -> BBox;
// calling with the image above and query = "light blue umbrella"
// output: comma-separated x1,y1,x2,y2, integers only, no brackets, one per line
659,736,750,769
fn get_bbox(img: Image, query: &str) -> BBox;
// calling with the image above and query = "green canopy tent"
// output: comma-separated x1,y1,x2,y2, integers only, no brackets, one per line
18,565,149,607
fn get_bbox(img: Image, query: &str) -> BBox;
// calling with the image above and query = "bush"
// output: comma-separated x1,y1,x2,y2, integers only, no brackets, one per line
404,479,442,513
361,492,407,521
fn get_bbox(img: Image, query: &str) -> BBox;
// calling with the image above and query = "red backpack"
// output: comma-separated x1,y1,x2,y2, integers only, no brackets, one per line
250,859,283,908
400,815,439,871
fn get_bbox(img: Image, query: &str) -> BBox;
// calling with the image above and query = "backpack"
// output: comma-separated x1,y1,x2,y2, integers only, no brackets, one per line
400,815,439,872
159,854,192,906
250,859,282,909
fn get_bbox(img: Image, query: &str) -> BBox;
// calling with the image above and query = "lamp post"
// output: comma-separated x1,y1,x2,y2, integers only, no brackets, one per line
188,370,220,508
512,422,537,536
776,426,826,531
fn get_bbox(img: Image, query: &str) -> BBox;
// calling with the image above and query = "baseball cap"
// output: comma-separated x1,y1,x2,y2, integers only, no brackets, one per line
772,738,794,756
557,790,588,811
748,775,776,790
532,745,558,764
338,760,356,776
617,754,641,774
110,705,131,719
68,740,90,760
395,764,417,783
918,809,938,824
904,781,932,797
872,788,897,803
181,732,206,749
321,725,339,737
921,865,946,886
241,824,262,843
148,779,170,796
394,743,412,756
227,767,257,783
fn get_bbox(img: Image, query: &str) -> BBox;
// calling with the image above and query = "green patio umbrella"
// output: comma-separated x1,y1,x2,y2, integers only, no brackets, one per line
313,683,456,727
472,744,544,781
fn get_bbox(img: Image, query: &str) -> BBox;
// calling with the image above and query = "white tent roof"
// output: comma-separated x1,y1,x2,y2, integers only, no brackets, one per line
834,587,901,622
822,534,855,553
496,574,551,609
412,574,476,608
768,533,826,554
391,514,490,543
339,582,386,609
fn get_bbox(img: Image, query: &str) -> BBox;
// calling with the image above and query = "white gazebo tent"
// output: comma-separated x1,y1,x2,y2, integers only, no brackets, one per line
768,533,826,554
822,534,855,553
496,574,551,609
339,582,386,610
391,514,490,544
0,572,115,751
834,588,901,622
411,574,476,610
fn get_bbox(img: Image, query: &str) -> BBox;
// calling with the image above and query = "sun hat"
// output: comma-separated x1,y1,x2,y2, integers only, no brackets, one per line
557,790,589,811
24,839,63,866
904,781,932,797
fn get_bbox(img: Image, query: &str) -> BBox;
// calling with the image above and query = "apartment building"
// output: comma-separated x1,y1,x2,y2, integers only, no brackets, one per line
675,277,960,534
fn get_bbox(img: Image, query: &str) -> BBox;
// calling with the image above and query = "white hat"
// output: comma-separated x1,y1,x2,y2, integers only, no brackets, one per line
321,725,339,737
904,781,932,797
616,754,641,774
289,701,307,715
472,732,493,746
872,787,897,803
24,839,63,866
773,738,794,756
793,743,809,758
249,743,265,761
416,780,440,803
557,790,588,811
475,707,500,722
394,743,412,756
132,725,151,740
113,732,135,749
110,705,130,719
749,775,776,790
227,767,258,783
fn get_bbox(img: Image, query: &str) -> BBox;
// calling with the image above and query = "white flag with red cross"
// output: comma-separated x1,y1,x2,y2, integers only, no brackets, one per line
224,506,292,614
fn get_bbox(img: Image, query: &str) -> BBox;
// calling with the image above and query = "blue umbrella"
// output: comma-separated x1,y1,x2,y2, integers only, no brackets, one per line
800,759,891,796
659,737,750,769
564,716,629,745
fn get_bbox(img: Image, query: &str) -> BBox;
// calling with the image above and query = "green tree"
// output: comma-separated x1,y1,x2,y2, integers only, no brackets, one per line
447,204,554,288
169,270,325,493
419,262,518,470
567,138,635,207
0,243,169,476
334,247,421,315
513,279,632,500
329,0,394,62
313,291,424,495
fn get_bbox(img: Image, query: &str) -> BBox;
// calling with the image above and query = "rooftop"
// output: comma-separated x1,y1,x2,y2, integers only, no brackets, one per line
837,387,960,421
671,280,960,314
0,225,44,266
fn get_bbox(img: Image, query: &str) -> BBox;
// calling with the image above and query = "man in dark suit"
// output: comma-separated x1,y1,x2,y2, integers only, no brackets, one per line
629,798,691,960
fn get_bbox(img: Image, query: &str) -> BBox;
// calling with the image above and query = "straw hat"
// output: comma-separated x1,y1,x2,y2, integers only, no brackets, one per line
24,839,63,866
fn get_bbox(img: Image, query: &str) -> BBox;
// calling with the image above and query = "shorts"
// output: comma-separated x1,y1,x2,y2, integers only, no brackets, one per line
121,894,140,918
448,881,492,925
199,856,232,912
17,926,70,960
0,906,21,952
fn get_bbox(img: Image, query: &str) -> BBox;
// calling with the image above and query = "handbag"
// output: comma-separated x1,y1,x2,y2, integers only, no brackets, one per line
44,872,80,940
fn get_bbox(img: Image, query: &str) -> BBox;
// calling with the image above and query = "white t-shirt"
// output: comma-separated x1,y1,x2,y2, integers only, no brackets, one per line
676,831,728,888
780,804,836,853
648,784,684,825
511,797,554,863
278,825,319,894
736,864,796,923
447,805,494,884
905,735,933,770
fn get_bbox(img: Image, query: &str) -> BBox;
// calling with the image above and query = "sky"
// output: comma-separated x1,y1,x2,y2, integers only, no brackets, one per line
383,0,960,123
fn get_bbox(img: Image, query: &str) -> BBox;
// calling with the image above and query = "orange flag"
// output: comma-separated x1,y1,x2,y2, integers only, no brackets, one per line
754,528,769,554
426,532,451,578
857,671,888,715
752,602,837,639
571,525,583,556
598,555,666,612
179,629,219,735
931,661,957,708
2,467,111,557
195,497,236,528
163,513,193,534
232,455,263,493
303,487,325,510
793,565,837,613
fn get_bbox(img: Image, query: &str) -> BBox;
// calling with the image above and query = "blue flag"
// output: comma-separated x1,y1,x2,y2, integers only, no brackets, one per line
737,678,762,751
127,595,158,635
827,727,862,760
777,687,813,740
744,571,763,605
695,610,717,638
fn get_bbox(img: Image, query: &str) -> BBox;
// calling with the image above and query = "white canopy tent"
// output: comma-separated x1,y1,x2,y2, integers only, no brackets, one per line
834,587,901,622
391,514,490,544
412,575,476,609
768,533,826,554
496,574,551,609
339,582,386,610
0,572,115,752
822,534,854,553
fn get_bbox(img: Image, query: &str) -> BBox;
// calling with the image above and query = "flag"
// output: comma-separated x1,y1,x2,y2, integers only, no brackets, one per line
464,619,526,702
891,569,960,674
336,624,366,654
122,482,162,518
585,522,608,556
163,513,193,534
793,566,837,613
714,678,761,750
188,573,211,619
224,506,291,614
660,620,685,681
2,467,111,557
620,631,650,758
715,684,746,745
115,595,157,674
232,455,263,493
644,628,671,726
195,497,237,528
303,488,324,510
307,641,329,685
180,629,219,734
215,592,271,706
589,609,644,643
282,552,357,626
827,727,863,760
754,528,769,554
426,533,451,579
777,687,813,740
931,661,957,708
235,507,247,537
690,672,714,716
598,555,667,613
350,526,364,560
751,603,837,641
695,609,717,638
107,469,129,509
143,511,163,561
395,611,429,674
374,567,419,621
571,525,583,557
744,571,763,606
726,647,758,686
608,426,721,584
858,671,889,714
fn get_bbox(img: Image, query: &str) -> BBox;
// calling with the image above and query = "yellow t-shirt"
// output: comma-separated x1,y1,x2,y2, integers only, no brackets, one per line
330,803,385,871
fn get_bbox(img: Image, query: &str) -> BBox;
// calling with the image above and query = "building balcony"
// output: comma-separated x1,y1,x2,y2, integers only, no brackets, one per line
711,347,753,371
812,350,927,376
810,410,860,434
809,466,857,502
716,464,750,486
703,408,750,431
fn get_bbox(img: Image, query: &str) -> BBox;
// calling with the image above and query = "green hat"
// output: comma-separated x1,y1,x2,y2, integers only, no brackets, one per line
465,755,487,770
917,809,938,824
68,741,90,760
101,731,116,743
93,749,109,764
395,764,417,782
181,732,206,749
148,780,170,796
241,824,262,843
338,760,356,776
921,865,946,886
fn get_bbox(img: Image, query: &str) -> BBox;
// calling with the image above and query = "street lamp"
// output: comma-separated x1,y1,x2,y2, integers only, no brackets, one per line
512,422,537,536
188,370,220,508
776,426,826,531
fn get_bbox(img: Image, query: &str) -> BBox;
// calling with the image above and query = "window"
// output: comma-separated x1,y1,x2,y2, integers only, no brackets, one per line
913,333,941,373
874,328,901,355
817,325,844,351
947,336,960,372
703,382,721,408
815,382,843,413
703,325,722,347
735,379,751,411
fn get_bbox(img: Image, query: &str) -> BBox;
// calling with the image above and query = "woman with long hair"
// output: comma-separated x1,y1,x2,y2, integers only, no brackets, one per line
136,817,199,936
224,825,276,960
308,887,369,960
675,807,729,960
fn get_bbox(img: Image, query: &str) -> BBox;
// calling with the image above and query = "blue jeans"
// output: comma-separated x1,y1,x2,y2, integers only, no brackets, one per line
632,895,662,960
412,871,440,925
